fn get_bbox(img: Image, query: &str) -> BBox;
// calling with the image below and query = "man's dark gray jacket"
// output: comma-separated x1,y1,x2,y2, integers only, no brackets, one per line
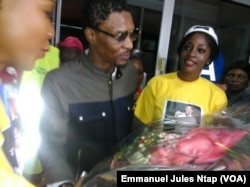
38,53,137,184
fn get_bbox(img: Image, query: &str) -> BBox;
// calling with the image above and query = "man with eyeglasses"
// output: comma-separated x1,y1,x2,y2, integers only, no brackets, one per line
223,60,250,106
38,0,138,186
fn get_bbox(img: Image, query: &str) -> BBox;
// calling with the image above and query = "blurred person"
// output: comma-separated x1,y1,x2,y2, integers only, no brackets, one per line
0,66,22,175
133,25,227,130
18,45,60,185
130,53,144,101
0,0,55,186
38,0,138,186
223,60,250,106
0,66,21,119
57,36,84,65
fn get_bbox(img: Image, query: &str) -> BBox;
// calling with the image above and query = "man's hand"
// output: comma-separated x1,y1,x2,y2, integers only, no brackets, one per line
73,171,87,187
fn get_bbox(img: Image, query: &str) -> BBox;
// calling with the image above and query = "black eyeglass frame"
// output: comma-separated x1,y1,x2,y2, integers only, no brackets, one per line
91,26,140,42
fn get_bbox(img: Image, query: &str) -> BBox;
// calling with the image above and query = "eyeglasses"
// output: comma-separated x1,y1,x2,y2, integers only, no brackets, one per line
92,27,139,43
227,73,247,80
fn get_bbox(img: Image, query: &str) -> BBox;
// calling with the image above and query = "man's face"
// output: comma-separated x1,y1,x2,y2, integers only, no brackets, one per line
0,0,55,71
185,106,193,115
88,11,137,70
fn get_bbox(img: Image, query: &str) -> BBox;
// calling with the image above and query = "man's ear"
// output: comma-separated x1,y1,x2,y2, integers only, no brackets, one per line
84,27,96,45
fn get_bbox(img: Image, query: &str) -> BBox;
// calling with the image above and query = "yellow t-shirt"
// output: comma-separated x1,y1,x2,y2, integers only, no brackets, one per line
134,72,228,126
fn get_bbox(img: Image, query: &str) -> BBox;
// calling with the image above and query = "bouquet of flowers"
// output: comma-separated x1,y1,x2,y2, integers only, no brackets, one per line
82,103,250,186
110,125,250,171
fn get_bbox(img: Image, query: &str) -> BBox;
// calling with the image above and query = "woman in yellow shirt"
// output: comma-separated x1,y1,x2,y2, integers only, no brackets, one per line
0,0,55,186
133,25,227,129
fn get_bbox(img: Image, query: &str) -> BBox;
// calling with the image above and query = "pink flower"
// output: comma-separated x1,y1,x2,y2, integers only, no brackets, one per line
149,128,247,166
176,128,248,164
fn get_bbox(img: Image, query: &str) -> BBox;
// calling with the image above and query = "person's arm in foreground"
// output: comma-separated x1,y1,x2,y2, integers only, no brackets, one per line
38,73,75,186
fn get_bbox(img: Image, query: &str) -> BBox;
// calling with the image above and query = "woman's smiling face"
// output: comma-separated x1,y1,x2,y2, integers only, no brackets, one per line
0,0,55,71
179,33,211,80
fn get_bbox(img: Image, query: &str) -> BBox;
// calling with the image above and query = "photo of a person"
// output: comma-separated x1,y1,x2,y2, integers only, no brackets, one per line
163,101,202,126
175,105,194,118
174,105,197,125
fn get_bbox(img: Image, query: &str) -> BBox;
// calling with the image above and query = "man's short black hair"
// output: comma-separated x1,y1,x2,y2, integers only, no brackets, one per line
82,0,130,30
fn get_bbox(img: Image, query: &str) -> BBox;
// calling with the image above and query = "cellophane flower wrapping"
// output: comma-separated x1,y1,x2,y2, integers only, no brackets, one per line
82,103,250,186
110,124,250,171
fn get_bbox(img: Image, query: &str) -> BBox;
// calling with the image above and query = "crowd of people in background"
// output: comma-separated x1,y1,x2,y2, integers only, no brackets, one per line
0,0,250,187
57,36,84,65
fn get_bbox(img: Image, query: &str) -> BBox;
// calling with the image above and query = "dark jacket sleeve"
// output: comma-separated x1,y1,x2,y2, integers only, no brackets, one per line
38,72,75,184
